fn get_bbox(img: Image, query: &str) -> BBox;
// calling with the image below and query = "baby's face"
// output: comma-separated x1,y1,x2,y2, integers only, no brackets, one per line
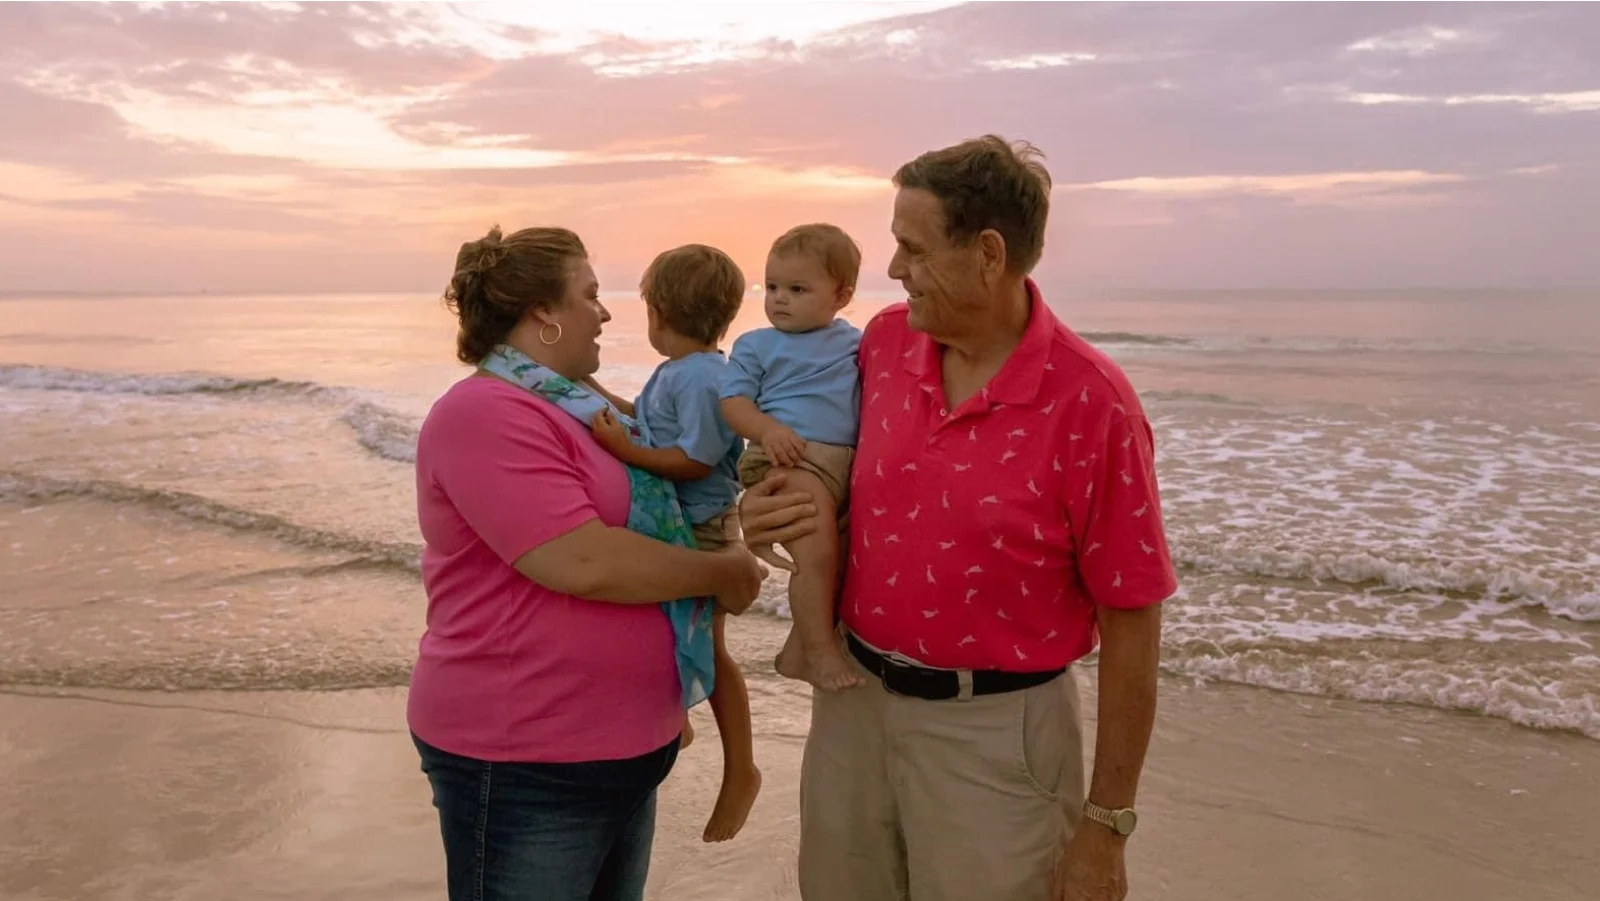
763,252,847,333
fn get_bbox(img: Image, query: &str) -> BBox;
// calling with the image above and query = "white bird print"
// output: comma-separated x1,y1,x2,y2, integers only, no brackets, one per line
1044,629,1058,641
918,638,930,656
1112,571,1123,588
922,608,939,619
862,531,871,547
979,495,999,505
872,605,886,615
902,397,911,412
1020,582,1030,597
907,505,921,521
1133,502,1149,518
997,608,1011,620
1026,478,1042,497
881,417,890,432
1041,400,1057,415
1033,523,1044,541
964,565,984,577
1140,538,1155,555
875,460,884,478
1000,449,1018,464
1034,557,1047,568
887,572,899,587
925,565,937,584
1080,387,1090,403
1121,469,1133,486
1052,456,1063,472
941,491,951,509
1044,362,1055,371
1113,403,1127,414
871,391,881,405
958,635,976,647
902,462,918,472
1007,428,1028,439
878,371,891,380
1085,482,1094,499
885,534,901,544
965,588,978,602
1015,646,1028,660
953,463,972,473
969,426,979,441
1123,433,1134,449
1085,541,1103,555
992,536,1004,551
872,507,887,517
939,540,956,551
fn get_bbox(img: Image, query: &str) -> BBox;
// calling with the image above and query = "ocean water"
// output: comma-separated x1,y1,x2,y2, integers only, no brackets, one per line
2,288,1597,739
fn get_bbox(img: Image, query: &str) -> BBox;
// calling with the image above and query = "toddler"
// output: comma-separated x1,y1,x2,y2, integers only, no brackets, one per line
720,224,863,693
587,244,760,843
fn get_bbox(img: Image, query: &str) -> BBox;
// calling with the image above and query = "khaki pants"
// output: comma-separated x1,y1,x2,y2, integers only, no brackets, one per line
690,509,740,551
737,440,854,507
798,634,1086,901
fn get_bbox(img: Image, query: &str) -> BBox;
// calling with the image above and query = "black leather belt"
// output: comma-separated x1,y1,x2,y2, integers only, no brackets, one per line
845,631,1065,701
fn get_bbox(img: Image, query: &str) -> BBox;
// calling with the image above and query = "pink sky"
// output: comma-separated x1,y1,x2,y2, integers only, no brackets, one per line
1,1,1596,294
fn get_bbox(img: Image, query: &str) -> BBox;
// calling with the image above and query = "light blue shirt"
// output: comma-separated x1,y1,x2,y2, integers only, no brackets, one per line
636,352,744,525
721,318,861,447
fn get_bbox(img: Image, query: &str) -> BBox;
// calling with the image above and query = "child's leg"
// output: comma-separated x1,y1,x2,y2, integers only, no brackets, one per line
702,609,762,842
771,467,860,693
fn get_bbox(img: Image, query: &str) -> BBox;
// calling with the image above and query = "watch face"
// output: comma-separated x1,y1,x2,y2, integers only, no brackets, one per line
1113,809,1138,835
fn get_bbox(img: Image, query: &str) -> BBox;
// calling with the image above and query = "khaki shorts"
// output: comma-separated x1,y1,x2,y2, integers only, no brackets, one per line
690,508,741,551
737,440,854,509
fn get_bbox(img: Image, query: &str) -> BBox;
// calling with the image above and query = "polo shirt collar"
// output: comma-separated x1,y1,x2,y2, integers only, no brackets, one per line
901,277,1056,407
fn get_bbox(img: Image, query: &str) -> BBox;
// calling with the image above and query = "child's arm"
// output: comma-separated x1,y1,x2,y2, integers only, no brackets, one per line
582,376,636,418
720,334,808,467
591,409,713,482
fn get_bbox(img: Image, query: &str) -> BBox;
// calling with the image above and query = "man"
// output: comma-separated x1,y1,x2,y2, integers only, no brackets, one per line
740,135,1176,901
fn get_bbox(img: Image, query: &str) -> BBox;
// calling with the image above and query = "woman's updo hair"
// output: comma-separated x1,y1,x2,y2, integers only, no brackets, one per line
444,224,588,365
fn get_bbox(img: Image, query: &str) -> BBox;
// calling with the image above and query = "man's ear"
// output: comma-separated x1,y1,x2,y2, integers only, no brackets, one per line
976,228,1008,278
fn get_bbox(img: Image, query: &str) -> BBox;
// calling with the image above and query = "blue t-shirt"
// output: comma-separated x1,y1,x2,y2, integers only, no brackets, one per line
635,352,744,525
720,318,861,447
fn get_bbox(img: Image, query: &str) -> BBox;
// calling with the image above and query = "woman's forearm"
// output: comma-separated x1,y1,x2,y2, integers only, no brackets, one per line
513,519,729,603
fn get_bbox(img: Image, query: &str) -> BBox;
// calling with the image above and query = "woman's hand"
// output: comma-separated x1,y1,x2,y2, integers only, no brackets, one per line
590,408,633,456
711,545,768,615
738,473,819,572
761,424,808,468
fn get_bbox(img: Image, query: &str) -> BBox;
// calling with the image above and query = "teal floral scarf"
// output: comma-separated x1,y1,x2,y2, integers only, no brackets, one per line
479,344,715,710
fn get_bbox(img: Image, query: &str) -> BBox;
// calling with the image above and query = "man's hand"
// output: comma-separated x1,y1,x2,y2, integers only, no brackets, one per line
1053,824,1128,901
735,472,818,573
590,408,633,456
761,424,807,468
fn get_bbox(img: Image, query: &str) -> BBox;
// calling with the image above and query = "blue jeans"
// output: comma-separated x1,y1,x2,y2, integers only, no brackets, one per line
413,733,680,901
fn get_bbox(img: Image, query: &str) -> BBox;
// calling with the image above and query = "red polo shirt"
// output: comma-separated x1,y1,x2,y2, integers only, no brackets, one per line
840,281,1178,671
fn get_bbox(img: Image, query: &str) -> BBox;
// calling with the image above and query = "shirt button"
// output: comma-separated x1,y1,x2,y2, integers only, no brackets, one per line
938,408,948,417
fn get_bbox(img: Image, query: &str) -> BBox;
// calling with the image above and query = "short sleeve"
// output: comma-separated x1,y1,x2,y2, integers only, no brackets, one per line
720,333,764,400
428,388,600,565
675,366,739,466
1069,413,1177,609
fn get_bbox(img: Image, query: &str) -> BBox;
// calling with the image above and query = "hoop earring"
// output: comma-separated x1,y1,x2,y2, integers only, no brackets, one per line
538,322,563,346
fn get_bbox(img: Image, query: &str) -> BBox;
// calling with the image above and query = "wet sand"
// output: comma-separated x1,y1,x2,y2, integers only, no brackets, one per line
4,618,1598,901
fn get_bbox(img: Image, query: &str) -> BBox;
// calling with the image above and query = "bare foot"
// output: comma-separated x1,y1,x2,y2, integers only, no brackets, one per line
774,630,807,681
702,765,762,843
680,715,695,751
804,643,864,692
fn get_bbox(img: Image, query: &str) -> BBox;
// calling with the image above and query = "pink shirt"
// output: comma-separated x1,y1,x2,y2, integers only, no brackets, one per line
407,375,682,763
841,282,1178,671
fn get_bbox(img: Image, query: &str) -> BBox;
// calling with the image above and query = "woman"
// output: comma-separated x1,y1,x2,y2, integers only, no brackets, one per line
409,224,767,901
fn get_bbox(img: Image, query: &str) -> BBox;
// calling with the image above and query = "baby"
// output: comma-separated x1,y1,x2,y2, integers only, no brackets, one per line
586,244,760,843
720,224,863,693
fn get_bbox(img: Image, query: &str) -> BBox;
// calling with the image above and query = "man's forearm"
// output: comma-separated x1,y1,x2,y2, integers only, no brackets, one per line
1086,604,1162,810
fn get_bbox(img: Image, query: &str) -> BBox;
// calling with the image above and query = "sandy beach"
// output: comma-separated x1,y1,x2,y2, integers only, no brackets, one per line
4,609,1597,901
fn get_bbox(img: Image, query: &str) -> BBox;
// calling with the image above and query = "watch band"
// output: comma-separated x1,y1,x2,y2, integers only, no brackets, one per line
1083,800,1138,836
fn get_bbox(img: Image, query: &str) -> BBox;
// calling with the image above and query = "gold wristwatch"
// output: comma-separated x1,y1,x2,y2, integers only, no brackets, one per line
1082,800,1138,836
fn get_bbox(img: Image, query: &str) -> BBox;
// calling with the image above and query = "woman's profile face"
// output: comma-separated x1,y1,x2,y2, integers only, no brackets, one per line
542,256,610,379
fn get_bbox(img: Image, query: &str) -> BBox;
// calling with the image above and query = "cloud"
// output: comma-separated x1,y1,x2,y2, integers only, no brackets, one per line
0,1,1595,292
